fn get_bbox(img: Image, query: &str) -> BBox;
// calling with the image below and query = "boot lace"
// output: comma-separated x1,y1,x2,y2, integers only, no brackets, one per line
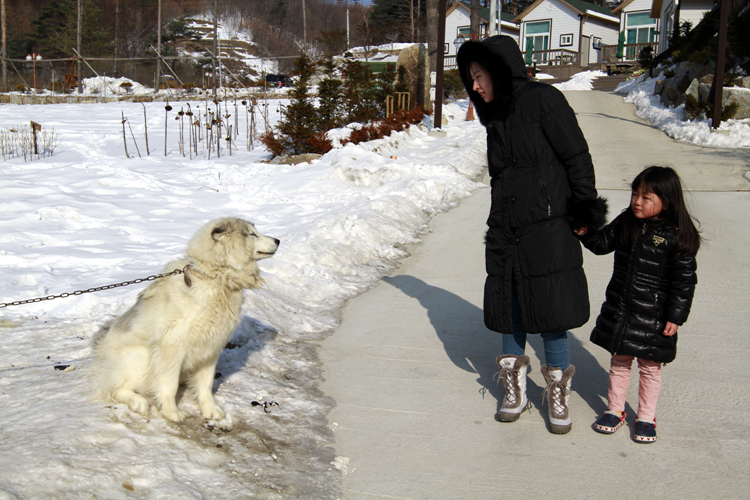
494,366,519,405
542,380,569,417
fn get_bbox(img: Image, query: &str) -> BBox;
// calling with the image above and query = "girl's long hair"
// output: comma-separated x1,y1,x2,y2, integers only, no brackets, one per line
618,166,702,256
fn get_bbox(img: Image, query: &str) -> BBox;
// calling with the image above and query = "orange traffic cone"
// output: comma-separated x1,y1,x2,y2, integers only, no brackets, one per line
466,101,475,121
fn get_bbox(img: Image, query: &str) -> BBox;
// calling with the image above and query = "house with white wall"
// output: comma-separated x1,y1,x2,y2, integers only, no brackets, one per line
513,0,619,67
444,1,520,68
612,0,660,60
650,0,714,54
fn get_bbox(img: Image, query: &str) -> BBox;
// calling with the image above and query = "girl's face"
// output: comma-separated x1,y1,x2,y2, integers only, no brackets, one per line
631,185,664,219
470,62,494,103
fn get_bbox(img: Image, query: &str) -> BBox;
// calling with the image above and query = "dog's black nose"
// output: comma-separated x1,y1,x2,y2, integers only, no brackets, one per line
274,238,280,246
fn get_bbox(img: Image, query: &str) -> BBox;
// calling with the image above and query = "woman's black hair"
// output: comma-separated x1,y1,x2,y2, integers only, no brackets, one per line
619,166,701,255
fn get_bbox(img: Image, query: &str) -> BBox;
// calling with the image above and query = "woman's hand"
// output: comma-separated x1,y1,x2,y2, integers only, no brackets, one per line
574,226,588,236
663,322,679,337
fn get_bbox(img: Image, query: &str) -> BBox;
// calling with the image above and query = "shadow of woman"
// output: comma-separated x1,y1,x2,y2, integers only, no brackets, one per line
382,274,611,418
382,274,505,406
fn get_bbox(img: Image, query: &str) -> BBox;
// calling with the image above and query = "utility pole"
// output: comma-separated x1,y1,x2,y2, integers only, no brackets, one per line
157,0,161,91
303,0,307,49
711,0,730,129
77,0,82,94
490,0,499,36
434,0,446,128
213,0,218,97
113,0,119,75
2,0,6,91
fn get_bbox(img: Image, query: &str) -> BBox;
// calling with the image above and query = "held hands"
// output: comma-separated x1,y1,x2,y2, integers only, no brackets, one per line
663,322,679,337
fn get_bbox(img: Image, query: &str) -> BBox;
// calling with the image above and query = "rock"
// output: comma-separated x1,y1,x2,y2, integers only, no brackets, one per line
685,79,700,101
660,67,691,106
270,153,322,165
688,62,714,83
661,85,682,106
699,74,714,85
721,87,750,119
653,79,665,96
396,44,431,112
698,82,712,102
739,76,750,89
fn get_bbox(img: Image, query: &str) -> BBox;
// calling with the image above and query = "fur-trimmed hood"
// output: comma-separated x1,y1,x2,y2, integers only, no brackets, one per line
456,35,529,125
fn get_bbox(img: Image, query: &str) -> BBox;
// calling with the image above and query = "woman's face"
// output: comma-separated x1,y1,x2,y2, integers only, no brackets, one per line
469,62,494,103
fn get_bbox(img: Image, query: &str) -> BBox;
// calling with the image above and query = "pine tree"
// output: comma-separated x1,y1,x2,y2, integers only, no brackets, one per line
275,54,319,155
342,58,380,124
27,0,110,58
374,63,397,118
317,58,345,131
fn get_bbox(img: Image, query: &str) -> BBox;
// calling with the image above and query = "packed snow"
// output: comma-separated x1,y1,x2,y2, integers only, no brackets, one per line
615,72,750,148
1,69,748,499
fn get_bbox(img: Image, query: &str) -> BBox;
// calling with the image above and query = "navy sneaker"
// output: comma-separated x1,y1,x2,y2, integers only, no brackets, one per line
634,419,657,443
593,411,626,434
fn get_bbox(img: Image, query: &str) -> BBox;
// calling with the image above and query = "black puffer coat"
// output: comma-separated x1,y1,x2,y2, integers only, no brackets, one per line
457,35,607,334
581,212,697,363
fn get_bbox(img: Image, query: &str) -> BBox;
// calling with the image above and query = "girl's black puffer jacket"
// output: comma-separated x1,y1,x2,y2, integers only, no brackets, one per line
580,212,698,363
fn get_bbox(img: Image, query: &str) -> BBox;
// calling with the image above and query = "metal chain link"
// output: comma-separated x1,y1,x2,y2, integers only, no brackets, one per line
0,268,186,309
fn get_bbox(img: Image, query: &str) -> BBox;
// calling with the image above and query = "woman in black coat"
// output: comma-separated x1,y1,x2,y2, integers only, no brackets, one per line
457,35,607,434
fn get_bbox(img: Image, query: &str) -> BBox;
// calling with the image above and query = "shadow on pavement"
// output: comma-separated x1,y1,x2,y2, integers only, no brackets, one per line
383,274,611,418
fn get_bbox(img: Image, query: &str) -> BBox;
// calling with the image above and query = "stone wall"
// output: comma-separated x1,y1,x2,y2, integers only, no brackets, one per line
654,61,750,120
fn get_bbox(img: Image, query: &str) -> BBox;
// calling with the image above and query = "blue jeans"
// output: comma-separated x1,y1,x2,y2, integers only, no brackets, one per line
502,283,570,370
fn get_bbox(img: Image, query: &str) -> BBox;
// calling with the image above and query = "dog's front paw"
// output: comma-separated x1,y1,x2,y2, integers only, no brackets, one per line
162,408,187,423
128,397,150,416
115,389,149,416
200,403,226,421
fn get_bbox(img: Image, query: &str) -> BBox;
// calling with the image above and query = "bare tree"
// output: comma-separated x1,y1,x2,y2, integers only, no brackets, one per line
470,0,481,39
426,0,438,71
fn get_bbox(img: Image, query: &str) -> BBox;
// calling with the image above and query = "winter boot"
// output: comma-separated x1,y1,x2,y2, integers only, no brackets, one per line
541,364,575,434
494,354,531,422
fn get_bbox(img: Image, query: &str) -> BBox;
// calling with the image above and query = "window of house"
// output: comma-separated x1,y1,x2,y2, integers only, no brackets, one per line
524,20,550,62
560,34,573,46
458,25,488,38
625,12,657,57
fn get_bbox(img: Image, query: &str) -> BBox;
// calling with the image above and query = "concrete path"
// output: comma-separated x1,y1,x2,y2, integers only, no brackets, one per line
320,91,750,499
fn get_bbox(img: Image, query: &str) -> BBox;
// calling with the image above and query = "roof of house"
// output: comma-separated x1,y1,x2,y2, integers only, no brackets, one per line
612,0,638,14
447,1,519,24
513,0,619,24
650,0,664,18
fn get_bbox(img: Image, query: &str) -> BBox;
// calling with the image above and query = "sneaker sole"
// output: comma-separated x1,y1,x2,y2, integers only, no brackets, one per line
594,420,624,434
633,435,657,443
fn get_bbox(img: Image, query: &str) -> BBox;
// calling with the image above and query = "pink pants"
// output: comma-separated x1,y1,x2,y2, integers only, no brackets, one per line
607,355,662,422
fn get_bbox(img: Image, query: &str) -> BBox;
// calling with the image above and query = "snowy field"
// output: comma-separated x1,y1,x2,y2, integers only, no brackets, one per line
0,97,487,499
0,71,748,499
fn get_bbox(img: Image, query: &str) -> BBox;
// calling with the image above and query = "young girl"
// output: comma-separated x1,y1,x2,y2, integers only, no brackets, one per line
576,166,700,443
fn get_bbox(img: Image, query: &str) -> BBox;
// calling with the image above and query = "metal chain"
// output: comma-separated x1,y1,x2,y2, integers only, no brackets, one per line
0,268,186,309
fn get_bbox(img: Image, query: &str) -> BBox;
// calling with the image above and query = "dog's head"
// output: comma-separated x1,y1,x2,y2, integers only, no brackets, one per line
186,218,279,289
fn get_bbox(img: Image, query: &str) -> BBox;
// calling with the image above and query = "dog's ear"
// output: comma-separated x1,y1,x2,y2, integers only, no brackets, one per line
211,223,230,241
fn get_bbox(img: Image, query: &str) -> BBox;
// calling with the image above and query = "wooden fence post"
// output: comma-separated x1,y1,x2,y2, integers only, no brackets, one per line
30,121,41,156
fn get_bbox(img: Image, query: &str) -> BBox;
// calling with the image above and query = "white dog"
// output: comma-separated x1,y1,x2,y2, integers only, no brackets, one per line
92,218,279,422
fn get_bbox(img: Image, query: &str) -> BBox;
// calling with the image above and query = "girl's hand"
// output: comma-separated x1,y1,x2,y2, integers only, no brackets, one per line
663,322,679,337
574,226,588,236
